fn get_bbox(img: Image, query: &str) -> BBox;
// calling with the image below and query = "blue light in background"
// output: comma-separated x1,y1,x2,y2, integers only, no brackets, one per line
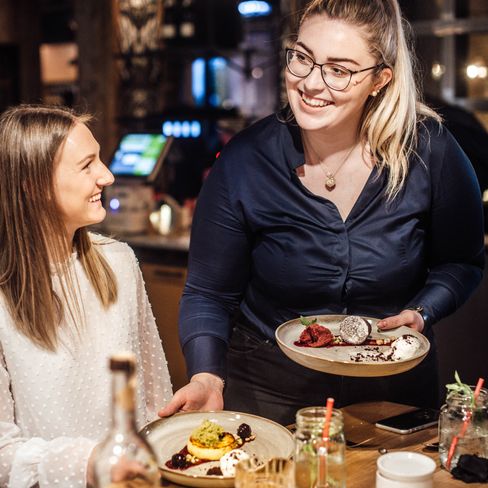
109,198,120,211
191,121,201,137
192,58,206,106
172,121,182,138
181,121,191,138
238,1,272,17
209,56,227,70
208,57,227,107
162,121,173,137
162,120,202,138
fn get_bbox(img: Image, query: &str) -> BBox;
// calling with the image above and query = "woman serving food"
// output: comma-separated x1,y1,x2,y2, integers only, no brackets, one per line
160,0,484,425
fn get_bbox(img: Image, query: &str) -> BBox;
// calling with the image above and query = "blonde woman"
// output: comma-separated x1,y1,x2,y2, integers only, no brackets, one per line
160,0,485,425
160,0,484,423
0,105,172,487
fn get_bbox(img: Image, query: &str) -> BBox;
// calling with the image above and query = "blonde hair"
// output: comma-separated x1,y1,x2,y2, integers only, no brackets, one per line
294,0,440,199
0,104,117,351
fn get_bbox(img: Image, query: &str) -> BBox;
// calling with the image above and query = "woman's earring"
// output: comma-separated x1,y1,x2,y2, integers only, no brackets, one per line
371,90,379,97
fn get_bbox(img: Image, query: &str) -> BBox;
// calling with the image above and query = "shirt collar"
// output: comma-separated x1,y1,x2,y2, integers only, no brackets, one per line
277,113,305,171
276,112,388,222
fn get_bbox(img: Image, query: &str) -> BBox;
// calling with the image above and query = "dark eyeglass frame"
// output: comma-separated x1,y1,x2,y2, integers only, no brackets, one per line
285,48,385,92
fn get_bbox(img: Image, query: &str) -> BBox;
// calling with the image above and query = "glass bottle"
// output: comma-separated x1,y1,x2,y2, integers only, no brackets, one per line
439,386,488,470
294,406,346,488
93,353,160,487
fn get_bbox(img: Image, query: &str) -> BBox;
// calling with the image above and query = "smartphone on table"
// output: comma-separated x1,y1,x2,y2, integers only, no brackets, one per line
375,408,440,434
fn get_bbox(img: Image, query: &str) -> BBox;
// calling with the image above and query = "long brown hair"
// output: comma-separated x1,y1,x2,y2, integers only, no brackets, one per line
0,104,117,350
294,0,441,199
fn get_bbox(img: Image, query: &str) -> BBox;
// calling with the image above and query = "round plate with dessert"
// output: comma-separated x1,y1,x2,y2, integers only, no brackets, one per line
275,314,430,377
140,410,295,488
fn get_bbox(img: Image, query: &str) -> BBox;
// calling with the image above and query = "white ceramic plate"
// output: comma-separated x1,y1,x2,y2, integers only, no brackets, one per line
140,410,295,488
275,315,430,377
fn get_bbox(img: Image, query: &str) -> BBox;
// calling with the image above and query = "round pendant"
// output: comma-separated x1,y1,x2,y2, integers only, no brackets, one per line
325,177,336,190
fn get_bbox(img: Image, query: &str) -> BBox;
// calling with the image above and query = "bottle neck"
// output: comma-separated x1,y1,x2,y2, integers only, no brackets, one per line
111,370,137,433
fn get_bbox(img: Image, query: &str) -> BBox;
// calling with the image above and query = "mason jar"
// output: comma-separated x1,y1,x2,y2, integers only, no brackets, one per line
438,386,488,470
294,406,346,488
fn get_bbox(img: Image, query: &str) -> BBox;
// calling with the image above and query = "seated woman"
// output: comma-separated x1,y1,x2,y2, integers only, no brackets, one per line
0,105,172,487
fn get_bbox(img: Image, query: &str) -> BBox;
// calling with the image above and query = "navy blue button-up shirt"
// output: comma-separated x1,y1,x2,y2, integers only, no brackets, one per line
179,114,485,379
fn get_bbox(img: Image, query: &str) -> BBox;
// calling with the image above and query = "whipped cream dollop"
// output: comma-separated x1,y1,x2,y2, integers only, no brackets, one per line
219,449,250,477
391,334,421,361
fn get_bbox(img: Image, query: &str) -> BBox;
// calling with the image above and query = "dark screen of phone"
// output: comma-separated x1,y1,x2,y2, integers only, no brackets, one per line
379,408,439,429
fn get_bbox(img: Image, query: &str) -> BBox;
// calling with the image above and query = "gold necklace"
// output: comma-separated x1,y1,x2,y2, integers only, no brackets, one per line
318,142,358,190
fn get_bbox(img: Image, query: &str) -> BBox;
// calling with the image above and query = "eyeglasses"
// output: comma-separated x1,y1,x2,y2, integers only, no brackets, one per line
285,48,384,92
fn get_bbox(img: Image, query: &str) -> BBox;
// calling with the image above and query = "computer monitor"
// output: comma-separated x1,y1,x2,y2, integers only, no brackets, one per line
109,133,173,183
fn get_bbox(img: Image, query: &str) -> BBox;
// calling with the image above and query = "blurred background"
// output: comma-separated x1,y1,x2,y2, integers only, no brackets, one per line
1,0,487,395
1,0,487,202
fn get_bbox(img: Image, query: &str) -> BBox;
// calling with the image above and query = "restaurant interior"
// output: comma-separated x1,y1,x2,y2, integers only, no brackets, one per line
1,0,488,486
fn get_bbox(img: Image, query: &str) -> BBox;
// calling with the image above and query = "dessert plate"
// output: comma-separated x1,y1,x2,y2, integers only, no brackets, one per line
275,314,429,377
140,410,295,488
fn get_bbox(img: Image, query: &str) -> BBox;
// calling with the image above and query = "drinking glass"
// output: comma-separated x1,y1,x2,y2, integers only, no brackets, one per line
234,457,294,488
294,406,346,488
439,386,488,470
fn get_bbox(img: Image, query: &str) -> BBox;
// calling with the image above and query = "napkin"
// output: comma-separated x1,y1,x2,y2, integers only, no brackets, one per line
451,454,488,483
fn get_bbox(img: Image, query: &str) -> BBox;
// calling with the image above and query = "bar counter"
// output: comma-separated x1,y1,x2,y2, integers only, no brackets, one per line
122,232,190,253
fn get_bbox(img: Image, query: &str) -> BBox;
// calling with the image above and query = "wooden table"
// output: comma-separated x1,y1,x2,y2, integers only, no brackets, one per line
341,401,483,487
161,401,483,487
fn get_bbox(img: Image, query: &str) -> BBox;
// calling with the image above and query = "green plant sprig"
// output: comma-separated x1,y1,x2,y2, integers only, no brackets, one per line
446,371,475,406
300,316,318,327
